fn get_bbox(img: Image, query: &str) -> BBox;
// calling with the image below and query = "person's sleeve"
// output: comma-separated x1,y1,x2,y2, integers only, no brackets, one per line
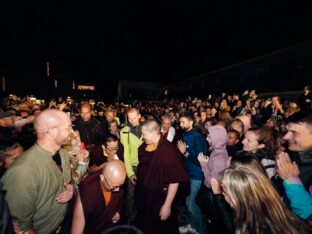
213,194,235,234
194,133,208,156
89,148,97,166
114,117,121,126
283,179,312,220
163,146,189,183
117,143,124,161
75,161,89,177
117,189,125,214
210,157,227,182
200,162,210,185
96,122,106,144
201,156,227,187
262,106,273,123
120,129,134,178
185,134,208,166
1,167,38,231
167,127,175,142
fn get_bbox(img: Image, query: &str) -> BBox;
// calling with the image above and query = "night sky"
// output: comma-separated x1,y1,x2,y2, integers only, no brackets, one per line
1,1,312,101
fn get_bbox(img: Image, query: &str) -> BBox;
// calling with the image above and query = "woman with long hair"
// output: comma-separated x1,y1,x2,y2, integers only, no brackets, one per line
230,154,267,176
220,167,310,234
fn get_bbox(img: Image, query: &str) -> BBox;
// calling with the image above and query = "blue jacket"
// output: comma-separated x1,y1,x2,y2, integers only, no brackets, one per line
182,128,208,180
283,178,312,220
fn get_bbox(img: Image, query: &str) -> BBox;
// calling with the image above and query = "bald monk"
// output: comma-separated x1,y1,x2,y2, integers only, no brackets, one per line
135,120,189,234
72,160,126,234
1,109,75,234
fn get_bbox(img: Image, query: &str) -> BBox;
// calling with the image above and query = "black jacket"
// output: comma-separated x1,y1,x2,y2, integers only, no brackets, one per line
213,194,234,234
73,117,106,146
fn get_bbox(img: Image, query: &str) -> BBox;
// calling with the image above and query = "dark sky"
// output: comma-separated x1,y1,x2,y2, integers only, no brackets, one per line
1,1,312,100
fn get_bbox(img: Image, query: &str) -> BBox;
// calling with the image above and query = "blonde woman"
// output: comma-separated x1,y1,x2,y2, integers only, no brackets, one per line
220,167,310,234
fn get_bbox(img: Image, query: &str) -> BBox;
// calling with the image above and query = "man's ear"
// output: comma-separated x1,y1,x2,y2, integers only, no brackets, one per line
257,143,265,149
235,139,239,144
47,127,57,138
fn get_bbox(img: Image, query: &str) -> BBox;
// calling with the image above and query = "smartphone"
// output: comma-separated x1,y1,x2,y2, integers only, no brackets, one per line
80,142,86,152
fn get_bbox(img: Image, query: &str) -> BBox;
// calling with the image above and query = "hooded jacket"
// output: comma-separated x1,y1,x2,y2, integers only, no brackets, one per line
235,115,251,133
200,125,229,188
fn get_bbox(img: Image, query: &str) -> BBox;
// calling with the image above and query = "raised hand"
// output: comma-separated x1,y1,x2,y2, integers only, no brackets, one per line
177,140,187,155
276,152,300,180
197,152,209,164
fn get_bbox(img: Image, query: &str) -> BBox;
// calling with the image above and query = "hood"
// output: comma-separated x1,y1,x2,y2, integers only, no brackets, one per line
208,125,228,150
235,115,251,133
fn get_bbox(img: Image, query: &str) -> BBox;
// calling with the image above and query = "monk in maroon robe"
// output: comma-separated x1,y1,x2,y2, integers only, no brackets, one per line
135,120,189,234
71,160,126,234
89,134,124,174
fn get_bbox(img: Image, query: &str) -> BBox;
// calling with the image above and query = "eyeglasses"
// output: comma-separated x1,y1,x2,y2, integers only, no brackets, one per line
103,174,120,191
106,146,119,152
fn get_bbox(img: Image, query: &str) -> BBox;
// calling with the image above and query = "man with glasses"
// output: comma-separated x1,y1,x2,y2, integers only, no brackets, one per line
71,160,126,234
89,134,124,173
1,109,75,234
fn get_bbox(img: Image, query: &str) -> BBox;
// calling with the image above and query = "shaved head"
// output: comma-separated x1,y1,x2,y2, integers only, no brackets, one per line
80,103,93,122
127,108,141,127
80,103,93,111
142,120,161,144
127,107,139,115
142,120,160,133
100,160,126,192
34,109,69,136
102,160,126,185
34,109,73,151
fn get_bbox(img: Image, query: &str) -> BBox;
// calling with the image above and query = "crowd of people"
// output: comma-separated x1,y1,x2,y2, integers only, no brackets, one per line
0,86,312,234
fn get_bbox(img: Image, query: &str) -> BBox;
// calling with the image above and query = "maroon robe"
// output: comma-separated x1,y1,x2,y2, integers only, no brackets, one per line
79,172,124,234
89,142,124,167
135,135,189,234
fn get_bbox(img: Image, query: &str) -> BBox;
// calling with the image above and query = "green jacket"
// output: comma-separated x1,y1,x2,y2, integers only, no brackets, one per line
1,144,72,234
120,125,143,178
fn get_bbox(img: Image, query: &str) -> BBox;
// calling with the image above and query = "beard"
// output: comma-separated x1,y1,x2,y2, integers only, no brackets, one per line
60,135,72,146
180,126,191,132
